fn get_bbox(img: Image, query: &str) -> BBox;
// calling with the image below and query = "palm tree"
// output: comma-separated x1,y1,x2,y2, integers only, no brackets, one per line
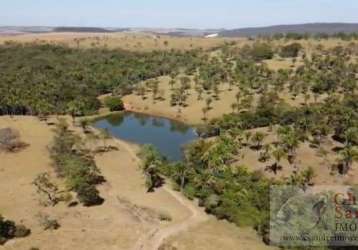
228,79,234,91
180,76,191,90
99,128,111,149
80,119,90,133
271,146,286,174
201,137,236,172
304,93,310,105
202,107,209,121
205,97,213,110
137,85,147,100
213,86,220,100
251,132,266,150
278,126,300,164
195,85,204,100
138,145,164,192
244,131,252,146
259,144,271,162
338,146,358,174
240,95,254,110
231,103,238,113
169,79,176,90
66,100,85,125
151,79,160,103
172,163,189,191
235,91,241,104
85,132,99,151
178,90,188,108
344,127,358,147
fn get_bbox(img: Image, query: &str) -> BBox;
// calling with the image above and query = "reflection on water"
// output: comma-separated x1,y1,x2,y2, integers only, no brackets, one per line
93,112,198,161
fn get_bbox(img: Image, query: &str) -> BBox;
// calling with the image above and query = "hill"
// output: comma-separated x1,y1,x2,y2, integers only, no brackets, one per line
2,23,358,38
53,27,111,33
219,23,358,37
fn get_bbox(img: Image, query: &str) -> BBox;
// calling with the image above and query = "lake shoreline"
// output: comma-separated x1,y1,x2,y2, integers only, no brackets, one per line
92,111,198,161
123,101,202,127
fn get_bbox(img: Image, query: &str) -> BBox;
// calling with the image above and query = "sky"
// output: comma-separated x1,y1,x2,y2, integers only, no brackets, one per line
1,0,358,29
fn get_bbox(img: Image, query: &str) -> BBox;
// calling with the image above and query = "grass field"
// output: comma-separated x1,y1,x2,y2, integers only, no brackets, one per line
0,32,236,52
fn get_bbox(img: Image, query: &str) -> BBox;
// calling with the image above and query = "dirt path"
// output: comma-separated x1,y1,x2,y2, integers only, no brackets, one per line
133,185,208,250
142,186,208,250
111,138,209,250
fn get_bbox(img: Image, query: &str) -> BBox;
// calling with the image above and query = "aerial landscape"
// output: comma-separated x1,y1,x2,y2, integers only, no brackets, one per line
1,1,358,250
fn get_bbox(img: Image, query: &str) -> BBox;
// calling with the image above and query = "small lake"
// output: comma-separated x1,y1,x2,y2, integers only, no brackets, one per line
93,112,198,161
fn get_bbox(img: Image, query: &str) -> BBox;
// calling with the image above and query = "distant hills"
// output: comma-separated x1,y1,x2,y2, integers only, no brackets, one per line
53,27,129,33
218,23,358,37
0,26,53,35
1,23,358,37
54,27,113,33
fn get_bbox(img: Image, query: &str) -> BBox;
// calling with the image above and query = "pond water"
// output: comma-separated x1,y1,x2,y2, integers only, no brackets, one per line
93,112,198,161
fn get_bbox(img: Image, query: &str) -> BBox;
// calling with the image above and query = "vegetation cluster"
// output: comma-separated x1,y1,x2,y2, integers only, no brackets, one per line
0,43,201,116
50,119,105,206
0,215,30,245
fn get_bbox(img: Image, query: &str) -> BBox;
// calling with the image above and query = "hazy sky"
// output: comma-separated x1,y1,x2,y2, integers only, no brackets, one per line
1,0,358,29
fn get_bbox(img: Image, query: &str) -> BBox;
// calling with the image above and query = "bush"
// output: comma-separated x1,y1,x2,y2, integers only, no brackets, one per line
104,96,124,112
37,214,60,231
183,185,196,200
76,183,104,206
158,211,172,221
0,128,28,153
0,217,16,241
280,43,302,58
14,225,31,237
33,173,60,207
249,43,274,61
0,215,30,245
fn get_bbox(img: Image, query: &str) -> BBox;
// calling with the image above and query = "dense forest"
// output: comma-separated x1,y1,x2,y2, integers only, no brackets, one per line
0,43,201,116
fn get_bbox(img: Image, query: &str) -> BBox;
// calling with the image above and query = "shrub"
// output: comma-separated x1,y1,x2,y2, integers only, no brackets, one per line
0,217,16,241
104,96,124,112
158,244,178,250
0,215,30,245
249,43,274,61
33,173,60,206
0,128,28,152
280,43,302,58
14,225,31,238
158,211,172,221
183,184,196,200
76,183,104,206
37,214,60,231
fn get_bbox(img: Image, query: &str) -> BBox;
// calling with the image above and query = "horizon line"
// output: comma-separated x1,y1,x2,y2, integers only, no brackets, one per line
1,22,358,31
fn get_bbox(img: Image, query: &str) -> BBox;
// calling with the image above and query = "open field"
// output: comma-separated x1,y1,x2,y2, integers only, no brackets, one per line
121,76,324,125
122,76,238,124
0,32,235,52
235,127,358,184
165,219,273,250
1,32,354,54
